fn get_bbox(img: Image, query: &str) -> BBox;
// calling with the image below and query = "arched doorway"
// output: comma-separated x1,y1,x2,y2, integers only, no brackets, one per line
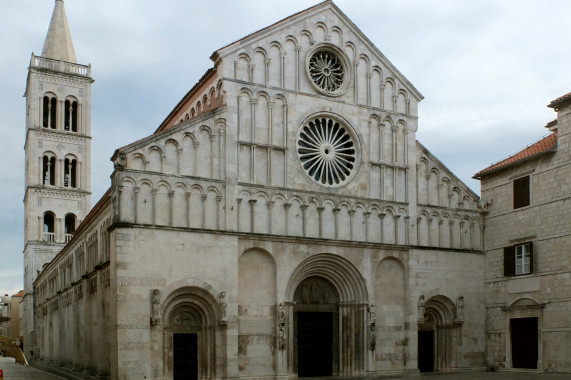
294,276,339,377
162,287,222,380
417,295,461,372
285,254,369,378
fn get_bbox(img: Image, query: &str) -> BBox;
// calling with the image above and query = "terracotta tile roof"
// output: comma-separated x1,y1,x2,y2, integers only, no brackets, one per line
11,290,24,297
153,67,217,134
154,1,331,137
473,132,557,179
548,91,571,109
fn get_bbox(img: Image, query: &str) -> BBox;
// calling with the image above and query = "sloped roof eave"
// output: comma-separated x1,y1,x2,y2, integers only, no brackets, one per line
34,189,112,284
548,91,571,109
473,132,558,179
111,106,227,161
473,146,557,179
416,140,479,199
213,0,329,58
212,0,423,102
154,67,218,134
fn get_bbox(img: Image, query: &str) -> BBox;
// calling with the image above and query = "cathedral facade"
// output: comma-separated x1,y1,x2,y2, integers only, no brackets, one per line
26,1,488,379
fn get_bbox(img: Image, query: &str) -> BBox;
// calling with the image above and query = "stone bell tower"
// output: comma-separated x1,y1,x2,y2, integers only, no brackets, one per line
22,0,93,357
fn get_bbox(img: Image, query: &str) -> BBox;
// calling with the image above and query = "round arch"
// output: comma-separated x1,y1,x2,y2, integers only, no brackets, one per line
285,253,368,303
284,253,369,376
161,286,225,379
418,295,461,372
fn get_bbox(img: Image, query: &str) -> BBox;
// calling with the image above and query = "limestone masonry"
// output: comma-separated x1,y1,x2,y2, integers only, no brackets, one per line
22,1,571,379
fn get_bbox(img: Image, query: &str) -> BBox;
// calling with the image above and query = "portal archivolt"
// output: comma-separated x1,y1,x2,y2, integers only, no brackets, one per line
162,286,224,379
286,254,369,377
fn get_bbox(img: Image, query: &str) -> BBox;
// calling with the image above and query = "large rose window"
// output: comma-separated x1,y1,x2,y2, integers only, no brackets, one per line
297,116,358,187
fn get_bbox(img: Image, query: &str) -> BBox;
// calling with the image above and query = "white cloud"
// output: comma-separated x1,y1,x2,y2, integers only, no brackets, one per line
1,0,571,292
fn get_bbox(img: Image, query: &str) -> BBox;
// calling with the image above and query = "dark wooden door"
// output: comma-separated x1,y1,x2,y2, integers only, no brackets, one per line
297,312,333,377
511,317,538,369
418,330,434,372
173,333,198,380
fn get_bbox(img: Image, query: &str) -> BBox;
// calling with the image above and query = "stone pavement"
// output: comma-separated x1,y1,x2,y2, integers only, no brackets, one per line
386,372,571,379
1,358,570,380
0,356,64,380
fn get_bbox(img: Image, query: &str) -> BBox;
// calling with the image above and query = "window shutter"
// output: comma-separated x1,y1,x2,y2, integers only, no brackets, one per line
513,176,530,209
504,246,515,276
528,242,534,273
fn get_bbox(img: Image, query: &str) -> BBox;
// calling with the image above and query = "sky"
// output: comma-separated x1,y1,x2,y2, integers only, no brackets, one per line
1,0,570,296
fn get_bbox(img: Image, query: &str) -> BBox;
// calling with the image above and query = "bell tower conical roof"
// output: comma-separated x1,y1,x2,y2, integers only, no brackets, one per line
41,0,77,63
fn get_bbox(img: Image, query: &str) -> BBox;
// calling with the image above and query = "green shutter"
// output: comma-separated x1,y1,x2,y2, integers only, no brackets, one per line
504,246,515,276
514,176,531,209
528,242,534,274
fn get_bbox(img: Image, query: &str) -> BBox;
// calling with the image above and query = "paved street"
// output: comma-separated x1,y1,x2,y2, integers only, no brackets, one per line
0,357,64,380
1,356,571,380
389,372,571,379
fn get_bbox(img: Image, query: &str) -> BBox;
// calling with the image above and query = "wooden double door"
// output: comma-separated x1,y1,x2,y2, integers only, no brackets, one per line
173,333,198,380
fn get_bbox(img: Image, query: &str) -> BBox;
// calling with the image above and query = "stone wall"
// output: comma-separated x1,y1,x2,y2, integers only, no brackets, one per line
107,227,485,379
33,200,112,378
481,100,571,372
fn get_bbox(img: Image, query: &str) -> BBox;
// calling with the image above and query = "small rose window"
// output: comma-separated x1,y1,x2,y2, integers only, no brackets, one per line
308,50,345,93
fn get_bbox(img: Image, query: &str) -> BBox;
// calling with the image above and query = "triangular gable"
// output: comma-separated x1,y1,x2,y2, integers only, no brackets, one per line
212,0,423,102
155,1,424,138
212,0,329,57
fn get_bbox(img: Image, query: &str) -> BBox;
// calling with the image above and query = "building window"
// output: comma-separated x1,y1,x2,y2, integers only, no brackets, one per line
64,158,77,188
43,212,55,242
42,155,56,186
64,214,76,243
42,95,57,129
513,176,530,209
64,99,78,132
504,242,533,276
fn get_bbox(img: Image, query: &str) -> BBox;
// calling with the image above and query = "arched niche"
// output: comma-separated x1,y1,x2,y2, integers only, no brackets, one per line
238,248,277,376
375,257,406,370
161,287,224,380
418,295,461,373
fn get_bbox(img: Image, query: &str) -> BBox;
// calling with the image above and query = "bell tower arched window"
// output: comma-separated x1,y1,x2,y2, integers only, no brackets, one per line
42,155,56,186
43,212,55,242
64,213,76,243
42,95,57,129
64,99,78,132
64,157,77,188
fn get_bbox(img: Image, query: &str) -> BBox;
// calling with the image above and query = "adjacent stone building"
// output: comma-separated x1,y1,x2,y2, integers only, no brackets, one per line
26,1,491,379
474,92,571,372
0,291,24,342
